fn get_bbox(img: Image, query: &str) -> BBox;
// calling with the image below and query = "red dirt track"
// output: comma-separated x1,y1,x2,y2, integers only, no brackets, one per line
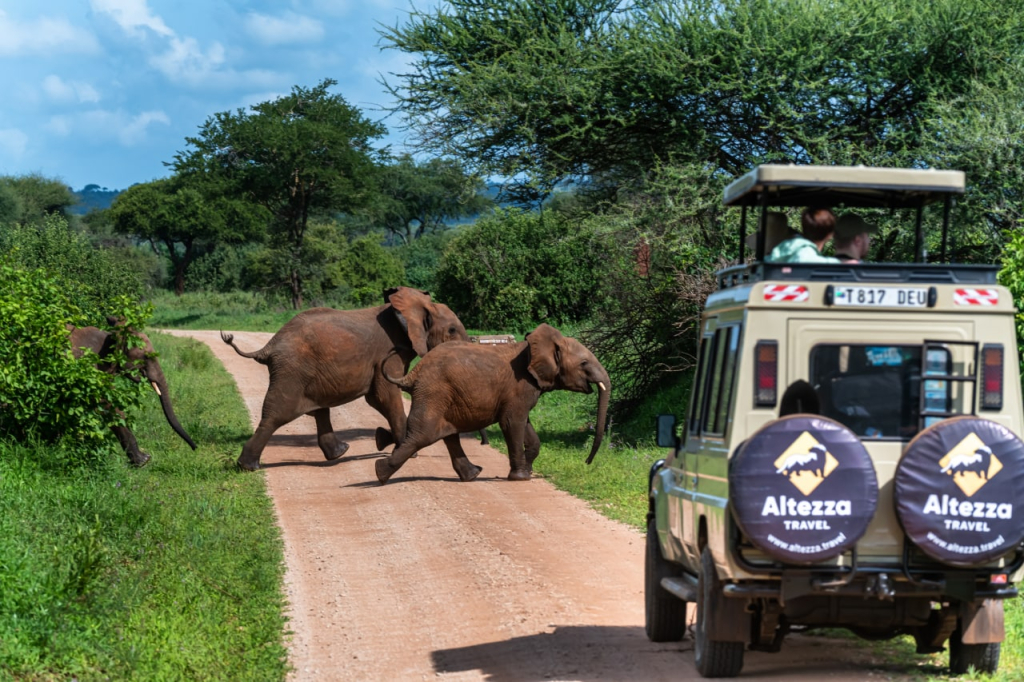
168,329,910,681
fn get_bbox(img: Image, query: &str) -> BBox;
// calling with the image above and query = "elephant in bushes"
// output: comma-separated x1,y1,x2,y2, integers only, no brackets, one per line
68,318,197,467
221,287,469,471
374,323,610,484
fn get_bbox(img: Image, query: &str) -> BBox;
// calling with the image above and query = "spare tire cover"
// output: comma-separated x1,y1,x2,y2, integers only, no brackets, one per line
894,416,1024,567
730,415,878,564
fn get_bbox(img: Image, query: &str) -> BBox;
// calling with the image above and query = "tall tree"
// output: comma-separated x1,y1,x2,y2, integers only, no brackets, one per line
107,177,265,295
381,0,1024,203
173,79,387,308
0,173,76,223
370,154,493,244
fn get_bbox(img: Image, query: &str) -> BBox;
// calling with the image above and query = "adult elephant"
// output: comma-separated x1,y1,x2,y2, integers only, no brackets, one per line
374,323,610,484
68,318,198,467
221,287,469,471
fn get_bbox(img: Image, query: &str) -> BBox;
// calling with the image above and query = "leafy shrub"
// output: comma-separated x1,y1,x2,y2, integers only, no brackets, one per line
0,214,144,324
393,230,456,291
998,228,1024,378
332,233,407,307
0,259,151,461
434,208,599,330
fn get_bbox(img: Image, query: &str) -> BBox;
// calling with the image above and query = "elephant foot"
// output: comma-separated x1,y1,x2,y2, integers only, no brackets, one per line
456,463,483,482
507,468,532,481
237,457,261,472
324,441,350,461
375,457,398,484
129,451,151,467
375,427,395,451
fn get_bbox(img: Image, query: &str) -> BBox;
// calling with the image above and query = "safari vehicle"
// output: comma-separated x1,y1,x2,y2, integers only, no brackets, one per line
648,165,1024,678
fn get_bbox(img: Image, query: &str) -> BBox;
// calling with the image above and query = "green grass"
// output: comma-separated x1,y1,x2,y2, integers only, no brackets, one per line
146,289,303,331
0,333,288,681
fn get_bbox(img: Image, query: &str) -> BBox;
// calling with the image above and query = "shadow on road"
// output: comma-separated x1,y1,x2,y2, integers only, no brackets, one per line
431,626,927,681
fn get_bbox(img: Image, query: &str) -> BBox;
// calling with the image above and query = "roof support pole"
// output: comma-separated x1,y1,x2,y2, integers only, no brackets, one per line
914,204,925,263
941,195,951,263
757,192,768,261
738,205,747,262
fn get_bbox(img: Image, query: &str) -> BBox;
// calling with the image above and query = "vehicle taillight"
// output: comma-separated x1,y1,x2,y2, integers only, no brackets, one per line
755,341,778,407
981,344,1003,410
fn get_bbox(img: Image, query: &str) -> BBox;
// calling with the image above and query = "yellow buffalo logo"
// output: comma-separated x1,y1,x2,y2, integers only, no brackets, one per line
774,432,839,496
939,432,1003,497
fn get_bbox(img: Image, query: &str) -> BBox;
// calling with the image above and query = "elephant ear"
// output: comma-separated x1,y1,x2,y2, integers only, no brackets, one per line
388,287,433,357
526,323,564,389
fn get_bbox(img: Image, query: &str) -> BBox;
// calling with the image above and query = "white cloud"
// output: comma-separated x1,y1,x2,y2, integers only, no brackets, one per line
89,0,172,38
47,109,169,147
0,128,29,158
149,36,227,84
244,12,325,46
42,76,101,104
0,9,99,56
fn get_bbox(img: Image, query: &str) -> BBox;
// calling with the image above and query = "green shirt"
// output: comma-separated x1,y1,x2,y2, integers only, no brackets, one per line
768,236,840,264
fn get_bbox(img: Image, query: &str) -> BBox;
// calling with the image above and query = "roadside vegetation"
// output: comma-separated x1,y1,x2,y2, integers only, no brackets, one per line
3,0,1024,678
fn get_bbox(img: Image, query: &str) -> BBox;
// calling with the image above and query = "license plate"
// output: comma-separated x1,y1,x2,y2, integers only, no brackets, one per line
833,286,928,308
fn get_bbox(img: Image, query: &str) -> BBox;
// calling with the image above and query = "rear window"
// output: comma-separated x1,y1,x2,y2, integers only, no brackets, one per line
810,344,956,439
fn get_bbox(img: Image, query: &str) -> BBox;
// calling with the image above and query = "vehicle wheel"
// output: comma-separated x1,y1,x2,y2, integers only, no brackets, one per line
694,546,744,678
949,627,1000,675
645,517,687,642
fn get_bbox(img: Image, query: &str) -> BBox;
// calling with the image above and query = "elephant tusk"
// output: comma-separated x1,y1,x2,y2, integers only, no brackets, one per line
598,382,606,392
151,381,162,396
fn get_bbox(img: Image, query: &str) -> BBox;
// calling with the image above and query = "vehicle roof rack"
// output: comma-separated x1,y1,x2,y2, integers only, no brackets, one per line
716,262,999,290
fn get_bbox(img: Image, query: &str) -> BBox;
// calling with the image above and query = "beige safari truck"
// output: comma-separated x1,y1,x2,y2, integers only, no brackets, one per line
648,165,1024,677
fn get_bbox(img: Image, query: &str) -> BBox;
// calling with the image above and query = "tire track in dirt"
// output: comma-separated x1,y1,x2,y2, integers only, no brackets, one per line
165,329,912,681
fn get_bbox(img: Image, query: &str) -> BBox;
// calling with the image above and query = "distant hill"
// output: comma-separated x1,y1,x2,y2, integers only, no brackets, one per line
68,184,121,215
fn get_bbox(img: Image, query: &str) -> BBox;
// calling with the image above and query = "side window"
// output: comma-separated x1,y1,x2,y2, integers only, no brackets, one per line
688,334,714,436
702,328,730,434
713,326,742,433
704,326,741,435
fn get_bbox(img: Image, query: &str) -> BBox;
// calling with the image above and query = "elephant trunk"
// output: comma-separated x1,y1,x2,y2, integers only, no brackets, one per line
586,368,611,465
148,361,197,451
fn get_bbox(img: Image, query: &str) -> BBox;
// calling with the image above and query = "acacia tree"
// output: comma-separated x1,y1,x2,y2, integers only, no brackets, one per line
107,177,265,295
173,79,386,308
370,154,492,244
382,0,1024,203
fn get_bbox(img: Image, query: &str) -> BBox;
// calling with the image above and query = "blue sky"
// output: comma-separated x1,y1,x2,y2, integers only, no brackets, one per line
0,1,430,191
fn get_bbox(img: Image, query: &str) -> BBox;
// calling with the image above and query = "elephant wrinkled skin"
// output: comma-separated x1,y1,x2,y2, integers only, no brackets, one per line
68,318,198,467
222,287,469,471
375,323,610,483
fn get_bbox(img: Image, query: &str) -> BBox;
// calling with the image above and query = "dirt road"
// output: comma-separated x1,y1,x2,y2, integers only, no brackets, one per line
168,330,910,681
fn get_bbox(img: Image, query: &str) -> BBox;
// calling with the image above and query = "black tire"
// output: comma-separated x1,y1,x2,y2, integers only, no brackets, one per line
645,518,687,642
694,546,744,678
949,628,1000,675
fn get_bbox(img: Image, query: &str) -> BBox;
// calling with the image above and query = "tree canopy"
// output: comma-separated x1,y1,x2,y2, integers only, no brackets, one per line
173,79,387,308
382,0,1024,205
107,177,266,295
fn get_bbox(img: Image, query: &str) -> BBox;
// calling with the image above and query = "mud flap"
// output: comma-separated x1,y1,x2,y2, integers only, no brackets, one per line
710,591,751,643
961,599,1005,645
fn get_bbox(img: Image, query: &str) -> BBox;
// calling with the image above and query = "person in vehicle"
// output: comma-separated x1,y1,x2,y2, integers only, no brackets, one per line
832,213,878,263
745,211,799,256
768,206,840,263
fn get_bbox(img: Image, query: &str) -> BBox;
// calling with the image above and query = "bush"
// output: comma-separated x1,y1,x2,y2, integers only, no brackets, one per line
333,233,406,307
434,208,599,330
393,230,456,291
0,259,151,461
0,214,144,323
998,228,1024,378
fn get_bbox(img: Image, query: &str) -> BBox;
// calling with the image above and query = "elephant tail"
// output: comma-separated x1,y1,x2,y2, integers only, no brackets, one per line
381,349,414,390
220,330,270,364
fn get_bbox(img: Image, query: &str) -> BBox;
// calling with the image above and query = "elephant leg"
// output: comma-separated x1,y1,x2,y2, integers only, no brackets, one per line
311,408,349,461
113,424,150,467
367,381,408,453
442,435,482,482
376,417,454,484
501,417,531,481
479,429,490,446
524,420,541,469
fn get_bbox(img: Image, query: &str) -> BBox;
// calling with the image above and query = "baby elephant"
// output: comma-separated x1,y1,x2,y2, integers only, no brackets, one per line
374,323,610,484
